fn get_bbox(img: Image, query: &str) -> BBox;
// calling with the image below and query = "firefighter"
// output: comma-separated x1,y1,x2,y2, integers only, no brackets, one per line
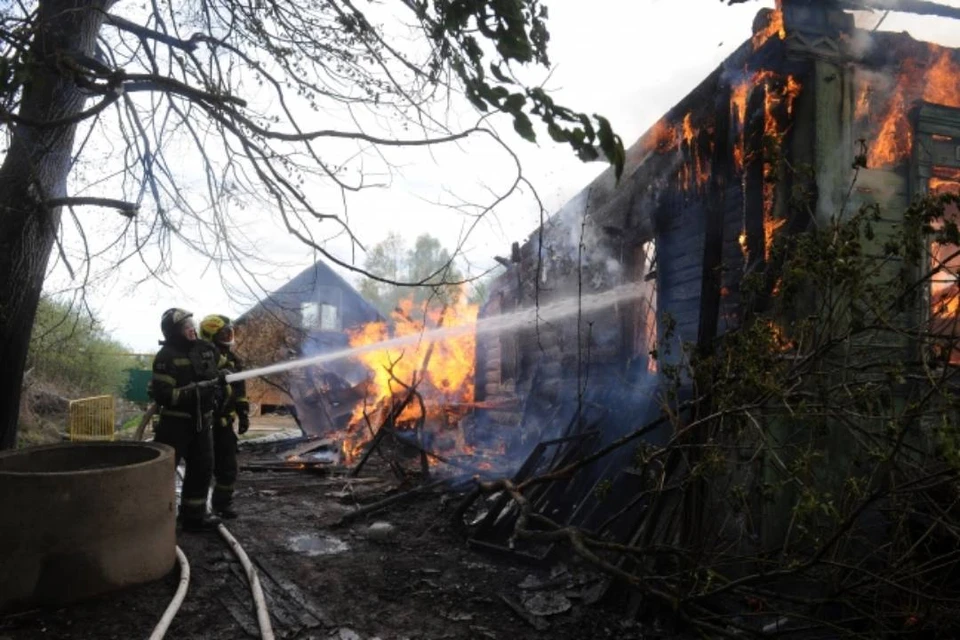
199,314,250,519
150,308,223,532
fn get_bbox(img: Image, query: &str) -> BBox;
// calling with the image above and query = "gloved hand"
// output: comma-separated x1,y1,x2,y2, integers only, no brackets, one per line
218,369,234,386
238,413,250,435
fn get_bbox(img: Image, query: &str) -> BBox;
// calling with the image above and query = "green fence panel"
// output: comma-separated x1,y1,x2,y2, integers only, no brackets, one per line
124,368,153,404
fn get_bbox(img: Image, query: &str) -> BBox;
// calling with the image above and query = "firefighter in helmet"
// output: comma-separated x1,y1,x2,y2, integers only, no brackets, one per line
199,314,250,519
149,308,223,531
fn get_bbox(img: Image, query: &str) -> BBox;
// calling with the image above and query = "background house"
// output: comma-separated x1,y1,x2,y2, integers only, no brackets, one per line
235,259,381,434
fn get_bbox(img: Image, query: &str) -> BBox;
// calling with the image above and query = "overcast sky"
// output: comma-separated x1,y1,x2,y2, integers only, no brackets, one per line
48,0,960,353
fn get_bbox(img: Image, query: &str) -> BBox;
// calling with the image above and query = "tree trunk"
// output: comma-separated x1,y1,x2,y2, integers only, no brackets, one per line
0,0,115,448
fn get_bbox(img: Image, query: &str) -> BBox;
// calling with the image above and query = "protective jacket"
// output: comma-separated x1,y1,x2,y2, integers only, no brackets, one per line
151,339,221,425
215,348,250,428
149,335,221,524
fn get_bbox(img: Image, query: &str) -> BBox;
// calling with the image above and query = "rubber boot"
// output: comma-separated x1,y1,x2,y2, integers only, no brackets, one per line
181,511,222,532
214,503,239,520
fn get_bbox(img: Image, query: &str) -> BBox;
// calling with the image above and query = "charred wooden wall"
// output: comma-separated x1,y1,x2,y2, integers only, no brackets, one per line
471,7,960,568
474,33,812,450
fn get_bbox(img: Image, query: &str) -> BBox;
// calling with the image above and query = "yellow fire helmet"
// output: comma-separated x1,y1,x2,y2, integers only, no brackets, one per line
199,314,235,346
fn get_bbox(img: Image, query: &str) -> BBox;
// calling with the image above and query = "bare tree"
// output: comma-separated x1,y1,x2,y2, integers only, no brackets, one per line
0,0,625,448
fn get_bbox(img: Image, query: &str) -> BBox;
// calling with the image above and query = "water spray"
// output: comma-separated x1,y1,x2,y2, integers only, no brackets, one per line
224,284,645,384
178,284,644,394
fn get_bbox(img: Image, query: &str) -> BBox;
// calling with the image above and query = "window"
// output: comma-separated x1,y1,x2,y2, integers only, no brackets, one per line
301,302,341,332
928,167,960,363
319,303,340,331
638,240,659,371
624,240,658,374
301,302,319,330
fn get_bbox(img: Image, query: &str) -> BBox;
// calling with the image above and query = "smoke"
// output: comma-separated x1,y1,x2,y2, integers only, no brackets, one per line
847,27,877,59
531,187,627,294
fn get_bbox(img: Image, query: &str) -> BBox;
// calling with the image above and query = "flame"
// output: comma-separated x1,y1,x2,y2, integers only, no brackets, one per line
868,47,960,169
765,319,792,352
730,70,785,173
784,75,802,116
752,1,785,51
341,293,478,462
933,166,960,181
923,47,960,108
731,81,750,172
738,229,749,260
928,173,960,363
761,74,799,260
680,112,710,191
729,70,800,258
763,183,787,261
930,177,960,194
648,119,678,155
868,78,913,168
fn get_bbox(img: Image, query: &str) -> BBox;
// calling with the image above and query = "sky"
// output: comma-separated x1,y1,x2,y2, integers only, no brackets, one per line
46,0,960,353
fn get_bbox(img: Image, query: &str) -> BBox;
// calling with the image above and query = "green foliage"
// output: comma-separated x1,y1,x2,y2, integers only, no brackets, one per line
27,297,133,397
359,232,466,315
602,186,960,632
414,0,626,178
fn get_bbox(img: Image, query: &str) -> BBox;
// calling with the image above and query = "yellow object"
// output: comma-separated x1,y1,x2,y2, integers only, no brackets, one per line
199,314,232,343
68,395,116,441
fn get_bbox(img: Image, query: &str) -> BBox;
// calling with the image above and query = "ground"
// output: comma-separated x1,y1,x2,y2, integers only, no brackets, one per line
0,417,654,640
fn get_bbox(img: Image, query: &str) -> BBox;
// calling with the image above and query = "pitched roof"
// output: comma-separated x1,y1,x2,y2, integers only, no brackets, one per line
237,258,382,324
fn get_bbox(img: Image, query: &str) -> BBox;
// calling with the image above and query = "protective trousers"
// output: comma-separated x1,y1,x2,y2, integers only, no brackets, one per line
212,422,238,511
154,416,214,522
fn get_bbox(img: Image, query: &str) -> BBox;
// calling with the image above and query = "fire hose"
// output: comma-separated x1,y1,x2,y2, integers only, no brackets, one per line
149,472,275,639
217,524,275,640
148,546,190,640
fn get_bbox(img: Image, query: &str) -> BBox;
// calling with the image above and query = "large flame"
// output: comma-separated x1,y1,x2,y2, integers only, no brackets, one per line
867,74,913,168
729,70,800,259
341,293,478,462
924,47,960,108
868,46,960,168
762,73,798,260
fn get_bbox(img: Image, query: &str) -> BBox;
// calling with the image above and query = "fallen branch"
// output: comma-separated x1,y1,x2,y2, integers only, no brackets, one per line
332,478,448,527
380,425,482,473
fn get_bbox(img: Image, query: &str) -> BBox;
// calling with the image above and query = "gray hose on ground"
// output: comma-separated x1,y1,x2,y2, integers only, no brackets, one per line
148,545,190,640
217,523,275,640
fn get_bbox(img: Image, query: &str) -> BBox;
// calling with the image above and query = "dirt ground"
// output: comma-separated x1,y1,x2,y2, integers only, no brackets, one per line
0,434,658,640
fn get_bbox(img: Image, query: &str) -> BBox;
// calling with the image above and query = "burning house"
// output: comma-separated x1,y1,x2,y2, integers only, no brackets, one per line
466,0,960,564
235,259,381,433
